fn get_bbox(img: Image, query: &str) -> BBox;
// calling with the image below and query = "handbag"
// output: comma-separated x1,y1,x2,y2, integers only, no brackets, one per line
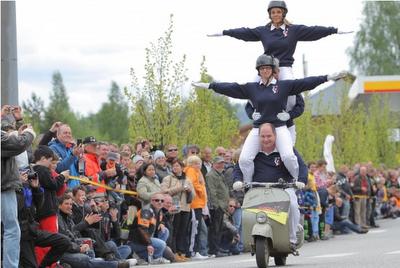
181,179,193,204
186,191,193,204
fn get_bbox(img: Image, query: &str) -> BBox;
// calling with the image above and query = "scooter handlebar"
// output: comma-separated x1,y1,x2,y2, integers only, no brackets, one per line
245,178,298,189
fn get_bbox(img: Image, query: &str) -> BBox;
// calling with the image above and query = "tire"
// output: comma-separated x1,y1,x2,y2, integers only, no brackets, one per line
255,237,270,268
274,256,287,266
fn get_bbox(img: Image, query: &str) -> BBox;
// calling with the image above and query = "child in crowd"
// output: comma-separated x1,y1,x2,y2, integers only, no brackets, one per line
100,152,125,205
304,180,319,242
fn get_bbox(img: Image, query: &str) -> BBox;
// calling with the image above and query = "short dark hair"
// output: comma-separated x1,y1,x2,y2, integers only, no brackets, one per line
34,145,55,162
136,162,155,179
171,158,185,168
72,185,87,196
58,193,72,205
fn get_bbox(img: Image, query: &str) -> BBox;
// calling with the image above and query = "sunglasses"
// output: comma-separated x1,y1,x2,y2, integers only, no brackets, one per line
168,149,178,152
229,205,235,208
152,199,164,203
190,151,200,154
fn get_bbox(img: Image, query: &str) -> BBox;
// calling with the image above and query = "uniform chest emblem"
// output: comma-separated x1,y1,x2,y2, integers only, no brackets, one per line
274,157,281,166
272,85,279,94
283,28,289,37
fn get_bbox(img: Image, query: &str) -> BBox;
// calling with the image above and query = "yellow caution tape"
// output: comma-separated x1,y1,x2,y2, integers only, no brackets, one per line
69,176,138,196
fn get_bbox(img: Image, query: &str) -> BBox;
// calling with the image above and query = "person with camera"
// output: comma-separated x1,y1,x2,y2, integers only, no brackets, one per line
57,194,136,268
96,197,134,263
83,136,116,196
17,168,70,267
48,124,85,188
161,159,195,262
32,145,70,265
1,117,36,268
100,152,127,206
70,185,122,261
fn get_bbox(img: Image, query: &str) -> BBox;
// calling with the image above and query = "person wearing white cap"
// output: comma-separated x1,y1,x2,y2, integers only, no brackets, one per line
154,150,171,183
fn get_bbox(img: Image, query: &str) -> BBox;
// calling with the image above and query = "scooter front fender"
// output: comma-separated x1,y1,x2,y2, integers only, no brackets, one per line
252,223,274,242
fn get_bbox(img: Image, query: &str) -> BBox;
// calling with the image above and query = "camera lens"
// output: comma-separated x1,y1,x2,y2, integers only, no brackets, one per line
27,172,37,180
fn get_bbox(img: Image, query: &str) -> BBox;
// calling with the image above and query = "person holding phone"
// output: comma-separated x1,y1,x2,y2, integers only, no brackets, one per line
49,123,85,188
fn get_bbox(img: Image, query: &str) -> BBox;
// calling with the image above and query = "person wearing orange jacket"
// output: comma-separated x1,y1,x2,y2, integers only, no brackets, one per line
83,136,116,196
184,155,208,260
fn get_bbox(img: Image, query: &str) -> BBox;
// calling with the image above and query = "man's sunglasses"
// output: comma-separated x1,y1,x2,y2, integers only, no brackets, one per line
152,199,164,203
168,149,178,152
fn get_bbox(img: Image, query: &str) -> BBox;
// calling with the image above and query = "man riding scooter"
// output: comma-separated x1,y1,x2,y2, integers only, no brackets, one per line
233,122,308,253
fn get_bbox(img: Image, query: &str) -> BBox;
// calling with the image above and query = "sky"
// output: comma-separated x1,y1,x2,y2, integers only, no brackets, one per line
15,0,365,116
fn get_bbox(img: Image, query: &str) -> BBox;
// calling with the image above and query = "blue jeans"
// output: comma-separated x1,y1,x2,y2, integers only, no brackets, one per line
332,219,362,234
198,217,208,255
310,210,319,236
60,252,119,268
233,208,243,251
219,230,240,255
127,229,168,259
106,240,132,259
1,190,21,268
341,199,351,219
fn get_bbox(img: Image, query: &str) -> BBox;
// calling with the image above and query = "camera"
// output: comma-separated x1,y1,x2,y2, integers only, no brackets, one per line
108,200,116,209
183,185,188,190
119,165,129,177
27,172,38,181
9,107,15,112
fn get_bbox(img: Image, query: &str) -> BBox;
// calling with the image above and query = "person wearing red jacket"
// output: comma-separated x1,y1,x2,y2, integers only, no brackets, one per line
83,136,116,196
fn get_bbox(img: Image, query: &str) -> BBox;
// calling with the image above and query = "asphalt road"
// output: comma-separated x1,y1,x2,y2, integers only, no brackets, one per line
164,217,399,268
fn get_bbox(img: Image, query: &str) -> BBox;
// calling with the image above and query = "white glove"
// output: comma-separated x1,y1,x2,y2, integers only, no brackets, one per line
191,82,210,89
207,31,223,37
277,110,290,121
327,70,347,81
233,181,244,191
337,29,354,34
295,181,305,189
252,111,261,121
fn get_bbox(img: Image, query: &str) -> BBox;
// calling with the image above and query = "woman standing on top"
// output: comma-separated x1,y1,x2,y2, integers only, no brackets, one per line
208,0,352,80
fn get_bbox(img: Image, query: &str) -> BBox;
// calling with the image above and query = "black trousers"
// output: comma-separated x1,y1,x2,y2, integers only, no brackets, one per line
172,211,191,253
19,230,69,268
208,208,224,254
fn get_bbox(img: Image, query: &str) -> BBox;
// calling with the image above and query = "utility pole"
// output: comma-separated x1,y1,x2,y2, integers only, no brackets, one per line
1,1,19,107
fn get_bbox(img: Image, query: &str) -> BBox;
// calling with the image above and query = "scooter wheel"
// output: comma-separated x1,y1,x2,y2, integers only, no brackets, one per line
274,256,287,266
255,237,270,268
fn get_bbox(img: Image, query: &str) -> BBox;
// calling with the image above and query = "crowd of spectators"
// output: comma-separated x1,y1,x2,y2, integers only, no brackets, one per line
2,105,400,267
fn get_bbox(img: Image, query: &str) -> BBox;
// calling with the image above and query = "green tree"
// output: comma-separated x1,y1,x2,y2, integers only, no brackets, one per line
43,71,80,135
125,15,186,149
182,59,239,149
96,81,130,145
347,1,400,75
22,92,44,134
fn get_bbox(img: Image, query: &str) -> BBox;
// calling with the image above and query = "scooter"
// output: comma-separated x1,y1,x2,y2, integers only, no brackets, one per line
241,179,304,268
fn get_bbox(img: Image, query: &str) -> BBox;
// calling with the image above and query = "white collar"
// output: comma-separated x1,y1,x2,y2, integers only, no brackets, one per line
260,147,278,156
270,23,286,31
259,77,277,87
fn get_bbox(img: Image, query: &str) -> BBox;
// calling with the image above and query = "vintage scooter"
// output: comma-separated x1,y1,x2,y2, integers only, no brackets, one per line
239,179,304,268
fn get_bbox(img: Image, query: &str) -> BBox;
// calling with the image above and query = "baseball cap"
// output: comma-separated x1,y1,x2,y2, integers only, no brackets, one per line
83,136,98,145
212,156,225,163
106,152,117,161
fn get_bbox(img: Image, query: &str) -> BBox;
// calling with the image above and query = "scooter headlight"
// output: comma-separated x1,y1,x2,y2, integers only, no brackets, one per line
256,212,268,224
